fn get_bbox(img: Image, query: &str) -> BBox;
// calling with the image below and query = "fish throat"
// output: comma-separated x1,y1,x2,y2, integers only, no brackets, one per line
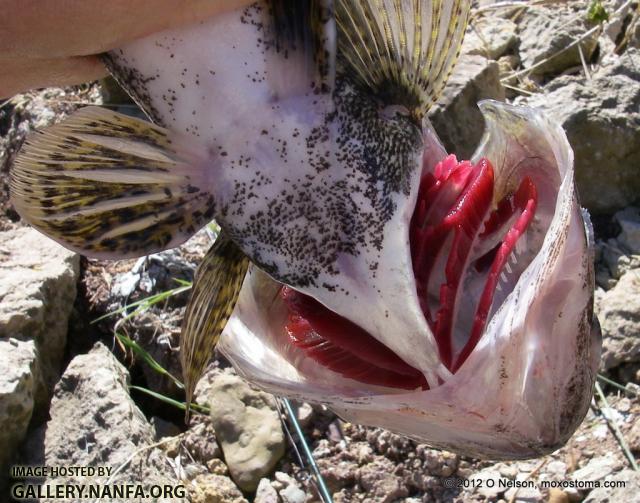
282,154,538,389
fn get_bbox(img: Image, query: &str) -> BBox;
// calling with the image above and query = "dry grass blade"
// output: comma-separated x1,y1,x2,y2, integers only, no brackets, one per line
594,381,639,471
500,0,635,83
280,398,334,503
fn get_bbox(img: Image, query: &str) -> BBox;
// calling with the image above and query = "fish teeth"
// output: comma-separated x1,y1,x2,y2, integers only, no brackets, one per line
516,234,527,255
505,262,513,274
500,271,508,284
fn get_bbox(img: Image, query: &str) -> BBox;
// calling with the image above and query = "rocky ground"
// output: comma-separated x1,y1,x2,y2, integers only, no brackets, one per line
1,1,640,502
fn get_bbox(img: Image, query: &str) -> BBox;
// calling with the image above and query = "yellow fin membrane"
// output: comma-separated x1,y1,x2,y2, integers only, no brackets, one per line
10,106,217,259
180,233,249,420
337,0,470,116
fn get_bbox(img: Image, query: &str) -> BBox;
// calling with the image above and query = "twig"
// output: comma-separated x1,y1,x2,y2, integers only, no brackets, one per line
507,459,547,503
594,381,639,471
473,0,570,16
597,373,638,397
92,436,178,503
501,0,635,83
503,83,536,96
578,43,592,80
281,398,334,503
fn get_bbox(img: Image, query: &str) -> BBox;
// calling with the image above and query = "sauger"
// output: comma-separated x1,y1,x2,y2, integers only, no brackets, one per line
10,0,601,459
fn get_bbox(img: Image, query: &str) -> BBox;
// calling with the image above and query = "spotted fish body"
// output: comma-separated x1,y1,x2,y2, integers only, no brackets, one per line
10,1,600,458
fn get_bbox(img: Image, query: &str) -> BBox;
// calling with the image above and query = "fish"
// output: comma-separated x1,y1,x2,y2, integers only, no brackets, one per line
9,0,600,459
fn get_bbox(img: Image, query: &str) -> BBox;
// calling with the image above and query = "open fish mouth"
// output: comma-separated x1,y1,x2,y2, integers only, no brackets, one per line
8,0,600,459
218,101,600,458
277,151,538,389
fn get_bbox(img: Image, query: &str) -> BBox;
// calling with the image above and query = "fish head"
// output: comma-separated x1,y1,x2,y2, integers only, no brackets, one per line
8,0,600,458
218,99,601,458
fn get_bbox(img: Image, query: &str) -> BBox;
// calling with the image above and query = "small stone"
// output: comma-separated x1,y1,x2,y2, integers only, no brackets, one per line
615,207,640,254
274,472,306,503
602,240,640,279
255,478,279,503
547,488,570,503
0,339,37,480
280,484,307,503
189,473,248,503
358,459,409,503
151,416,181,440
182,419,222,463
583,469,640,502
295,402,314,428
464,17,518,60
471,469,503,499
544,460,568,480
598,270,640,370
207,458,229,476
208,375,285,492
571,454,622,481
504,484,543,503
497,463,518,479
318,459,356,493
517,6,598,76
626,419,640,453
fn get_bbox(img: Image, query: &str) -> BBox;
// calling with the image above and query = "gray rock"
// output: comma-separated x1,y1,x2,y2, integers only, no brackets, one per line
255,478,280,503
274,472,307,503
0,227,79,411
0,339,37,486
521,51,640,215
598,270,640,370
470,468,503,499
280,484,307,503
505,487,543,503
627,417,640,453
151,415,182,440
207,374,285,492
615,207,640,254
517,6,598,76
317,458,357,494
357,458,409,503
571,453,622,482
464,17,518,60
189,473,248,503
601,239,640,279
294,401,314,428
181,419,222,463
583,469,640,502
23,343,180,500
429,54,505,159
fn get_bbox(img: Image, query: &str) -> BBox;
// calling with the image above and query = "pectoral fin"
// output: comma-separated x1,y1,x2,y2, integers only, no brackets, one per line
10,106,217,259
180,233,249,419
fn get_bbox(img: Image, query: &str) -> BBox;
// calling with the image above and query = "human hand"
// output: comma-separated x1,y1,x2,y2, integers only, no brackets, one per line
0,0,253,98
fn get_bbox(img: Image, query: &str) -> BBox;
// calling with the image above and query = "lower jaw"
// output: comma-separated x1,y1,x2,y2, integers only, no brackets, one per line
279,155,537,391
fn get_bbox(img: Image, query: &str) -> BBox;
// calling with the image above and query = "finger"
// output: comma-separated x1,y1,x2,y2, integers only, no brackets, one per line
1,0,255,59
0,56,108,99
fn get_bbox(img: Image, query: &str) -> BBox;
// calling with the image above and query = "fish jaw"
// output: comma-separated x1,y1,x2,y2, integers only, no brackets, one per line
218,101,600,458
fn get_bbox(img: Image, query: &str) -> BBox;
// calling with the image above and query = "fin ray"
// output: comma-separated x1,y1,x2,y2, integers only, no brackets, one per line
180,234,250,418
10,106,216,259
337,0,471,115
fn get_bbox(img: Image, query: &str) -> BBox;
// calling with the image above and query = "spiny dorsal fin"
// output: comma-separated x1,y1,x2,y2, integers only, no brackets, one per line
337,0,470,116
10,106,217,259
181,232,250,422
